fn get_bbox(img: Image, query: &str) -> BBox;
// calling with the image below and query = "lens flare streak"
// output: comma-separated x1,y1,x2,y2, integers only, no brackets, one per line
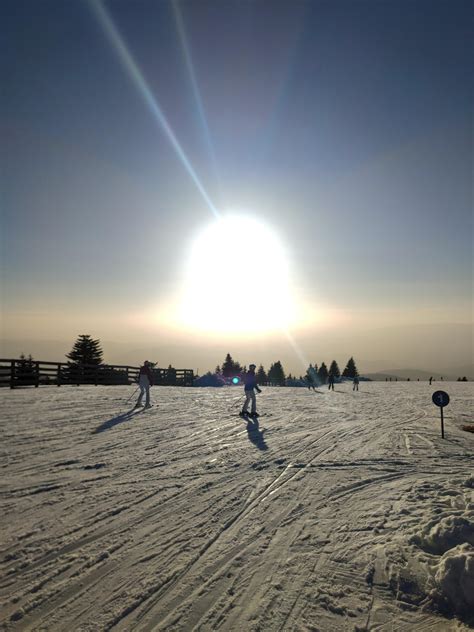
172,1,221,198
283,329,310,372
89,0,219,219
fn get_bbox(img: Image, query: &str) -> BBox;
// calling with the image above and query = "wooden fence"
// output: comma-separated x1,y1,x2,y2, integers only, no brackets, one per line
0,359,194,389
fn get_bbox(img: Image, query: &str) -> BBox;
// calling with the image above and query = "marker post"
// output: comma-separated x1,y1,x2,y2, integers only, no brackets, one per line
432,390,450,439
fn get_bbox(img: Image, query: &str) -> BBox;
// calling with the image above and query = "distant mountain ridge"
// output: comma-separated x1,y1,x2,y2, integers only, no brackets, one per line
365,367,473,381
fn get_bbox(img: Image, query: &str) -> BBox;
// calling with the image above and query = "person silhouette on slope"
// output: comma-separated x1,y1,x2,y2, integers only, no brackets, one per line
240,364,262,418
135,360,154,409
328,373,335,391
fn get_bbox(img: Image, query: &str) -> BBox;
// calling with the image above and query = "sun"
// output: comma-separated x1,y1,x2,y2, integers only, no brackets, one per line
178,215,296,335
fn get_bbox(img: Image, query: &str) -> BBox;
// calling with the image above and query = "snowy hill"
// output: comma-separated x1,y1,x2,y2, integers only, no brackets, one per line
1,383,473,630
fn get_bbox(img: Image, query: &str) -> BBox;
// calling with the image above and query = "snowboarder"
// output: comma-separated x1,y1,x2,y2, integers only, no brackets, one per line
240,364,262,418
135,360,154,408
328,373,335,391
353,376,359,391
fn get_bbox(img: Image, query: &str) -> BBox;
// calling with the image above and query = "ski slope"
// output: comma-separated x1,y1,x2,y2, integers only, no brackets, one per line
1,383,473,631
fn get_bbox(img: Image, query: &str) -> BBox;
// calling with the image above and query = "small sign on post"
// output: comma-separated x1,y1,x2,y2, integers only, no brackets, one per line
432,390,450,438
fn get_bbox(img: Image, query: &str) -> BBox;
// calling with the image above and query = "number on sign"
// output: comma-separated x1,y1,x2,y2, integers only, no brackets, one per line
432,390,449,408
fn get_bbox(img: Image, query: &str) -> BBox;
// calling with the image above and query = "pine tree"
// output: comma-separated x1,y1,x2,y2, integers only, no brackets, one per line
221,353,234,377
270,360,286,386
342,357,358,378
215,365,221,374
66,335,103,366
17,353,35,384
221,353,242,377
307,363,320,385
318,362,329,384
329,360,340,378
256,365,267,385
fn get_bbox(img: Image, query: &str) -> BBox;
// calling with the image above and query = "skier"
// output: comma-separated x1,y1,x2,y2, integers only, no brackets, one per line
429,376,433,385
135,360,154,408
328,373,335,391
240,364,262,418
353,375,359,391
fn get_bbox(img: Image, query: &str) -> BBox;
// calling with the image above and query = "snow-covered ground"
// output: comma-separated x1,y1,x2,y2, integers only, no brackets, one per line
0,383,472,631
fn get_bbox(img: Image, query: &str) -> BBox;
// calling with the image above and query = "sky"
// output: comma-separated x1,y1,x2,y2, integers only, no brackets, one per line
1,0,472,375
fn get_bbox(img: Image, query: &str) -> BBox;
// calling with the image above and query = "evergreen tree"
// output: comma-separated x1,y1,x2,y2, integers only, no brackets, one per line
329,360,340,378
256,364,267,385
267,363,275,384
17,353,35,384
66,335,103,366
269,360,286,386
306,363,319,385
313,363,318,374
215,365,221,374
221,353,242,377
318,362,329,384
342,357,359,378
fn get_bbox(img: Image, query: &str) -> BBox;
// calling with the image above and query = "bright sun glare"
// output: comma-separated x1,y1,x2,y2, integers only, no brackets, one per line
178,216,296,335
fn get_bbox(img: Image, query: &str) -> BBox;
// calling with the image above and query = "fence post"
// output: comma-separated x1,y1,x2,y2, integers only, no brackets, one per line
35,362,40,387
10,360,15,389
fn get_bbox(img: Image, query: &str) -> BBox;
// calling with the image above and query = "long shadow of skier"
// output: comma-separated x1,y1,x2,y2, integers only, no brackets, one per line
92,408,141,434
245,417,268,451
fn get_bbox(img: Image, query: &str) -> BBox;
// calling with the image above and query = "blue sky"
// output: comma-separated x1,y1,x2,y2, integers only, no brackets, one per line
1,0,472,372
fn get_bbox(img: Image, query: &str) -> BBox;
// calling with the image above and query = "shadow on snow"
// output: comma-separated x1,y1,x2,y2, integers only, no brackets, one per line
92,408,142,434
245,418,268,451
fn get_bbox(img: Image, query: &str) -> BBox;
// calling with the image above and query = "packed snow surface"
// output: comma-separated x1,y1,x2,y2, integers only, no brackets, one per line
0,382,473,631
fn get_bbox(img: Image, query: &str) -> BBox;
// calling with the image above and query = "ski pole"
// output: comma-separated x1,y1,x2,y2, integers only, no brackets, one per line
125,385,139,405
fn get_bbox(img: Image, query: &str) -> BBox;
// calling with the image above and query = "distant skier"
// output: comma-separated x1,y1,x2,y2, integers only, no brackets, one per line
353,376,359,391
135,360,154,408
328,374,335,391
240,364,262,418
429,376,433,385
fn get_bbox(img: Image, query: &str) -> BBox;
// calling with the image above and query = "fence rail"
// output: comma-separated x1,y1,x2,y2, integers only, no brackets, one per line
0,359,194,388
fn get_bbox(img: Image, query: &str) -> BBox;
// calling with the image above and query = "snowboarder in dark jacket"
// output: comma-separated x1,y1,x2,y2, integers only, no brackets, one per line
240,364,262,417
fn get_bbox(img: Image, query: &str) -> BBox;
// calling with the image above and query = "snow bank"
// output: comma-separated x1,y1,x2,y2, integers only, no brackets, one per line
432,543,474,615
388,474,474,623
412,515,474,554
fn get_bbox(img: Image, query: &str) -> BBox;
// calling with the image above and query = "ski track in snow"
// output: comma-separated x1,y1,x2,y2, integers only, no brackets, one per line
0,383,473,631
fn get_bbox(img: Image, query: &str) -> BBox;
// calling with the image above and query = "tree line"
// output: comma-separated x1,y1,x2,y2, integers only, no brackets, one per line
213,353,359,386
